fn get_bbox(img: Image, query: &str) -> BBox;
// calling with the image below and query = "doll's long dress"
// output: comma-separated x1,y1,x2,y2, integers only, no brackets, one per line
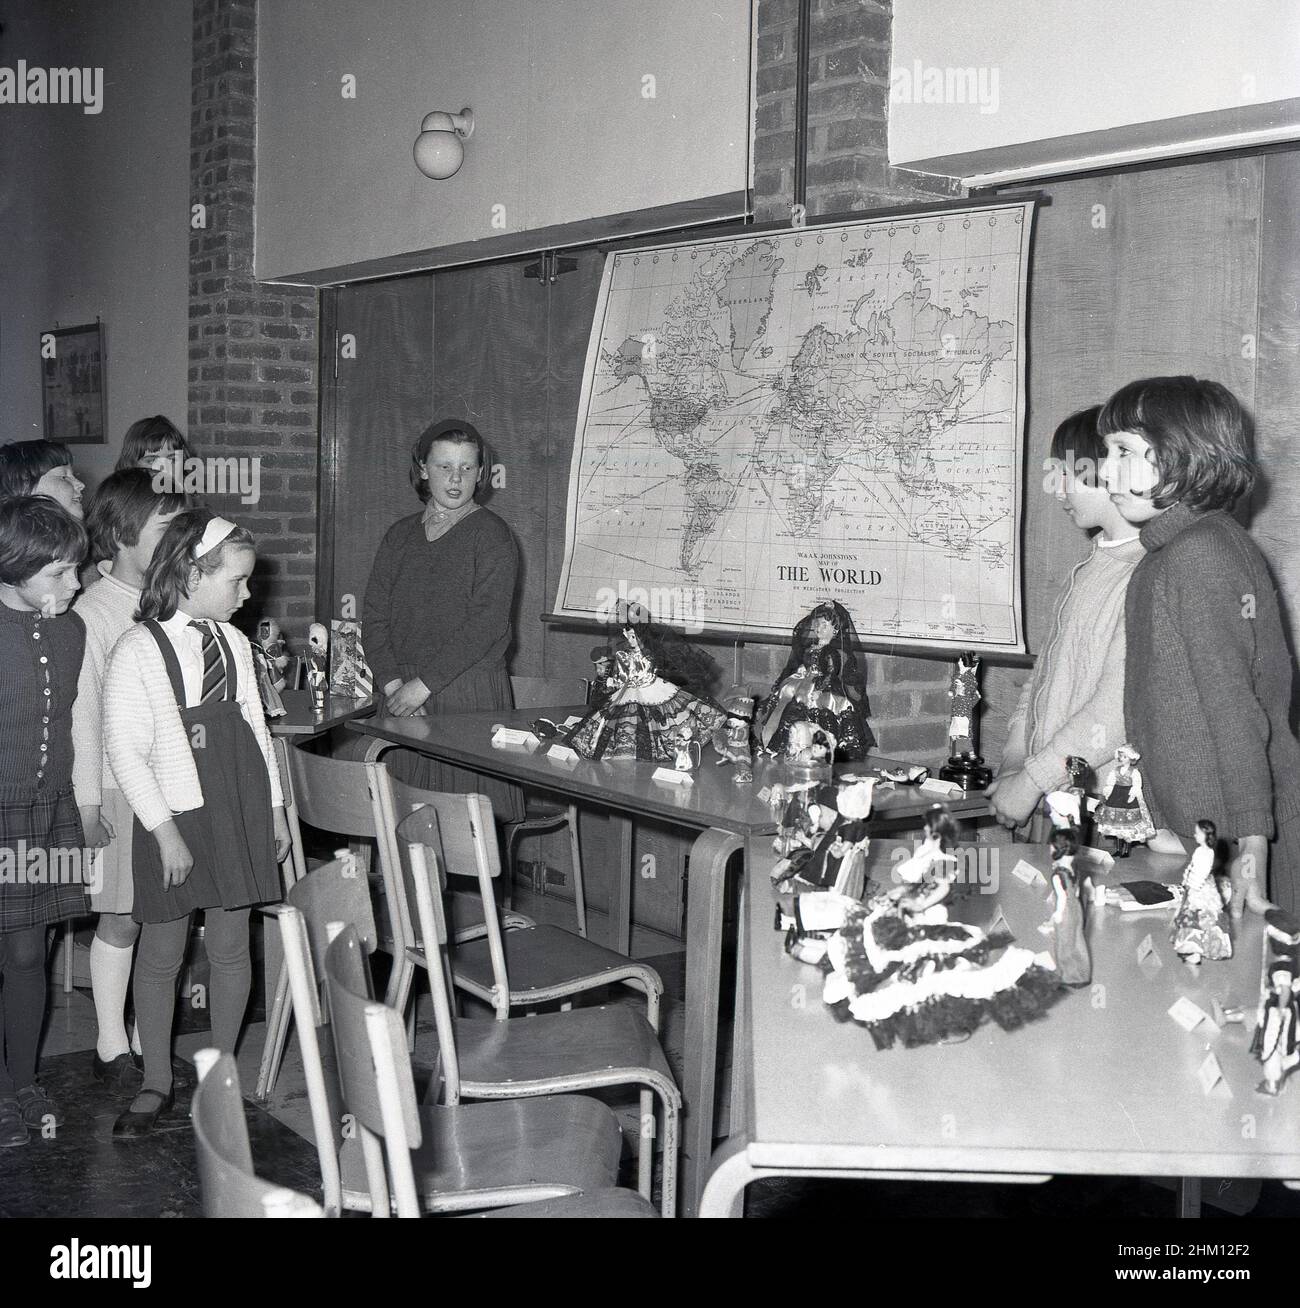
562,671,728,762
756,658,873,760
1171,845,1232,961
1094,776,1155,843
1051,869,1091,986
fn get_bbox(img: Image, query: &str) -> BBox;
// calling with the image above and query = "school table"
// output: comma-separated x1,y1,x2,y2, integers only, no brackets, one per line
350,704,991,1216
268,689,376,739
700,837,1299,1218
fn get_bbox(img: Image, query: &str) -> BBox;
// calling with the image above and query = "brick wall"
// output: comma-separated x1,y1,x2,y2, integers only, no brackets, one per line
188,0,319,632
746,0,969,762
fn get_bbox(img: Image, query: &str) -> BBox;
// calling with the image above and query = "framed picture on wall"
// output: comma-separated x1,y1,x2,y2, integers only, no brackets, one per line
41,321,107,444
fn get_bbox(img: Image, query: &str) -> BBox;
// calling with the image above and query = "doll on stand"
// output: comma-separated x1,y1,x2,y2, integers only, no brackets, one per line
1093,744,1155,857
755,601,874,761
712,686,755,783
938,651,993,791
306,621,329,712
1049,826,1093,987
1171,820,1231,966
1251,910,1300,1096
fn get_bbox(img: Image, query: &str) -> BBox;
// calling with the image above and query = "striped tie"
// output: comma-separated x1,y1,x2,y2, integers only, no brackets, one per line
189,620,228,703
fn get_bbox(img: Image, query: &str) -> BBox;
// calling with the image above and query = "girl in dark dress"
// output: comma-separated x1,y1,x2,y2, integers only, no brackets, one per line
103,511,290,1136
364,420,523,822
0,498,92,1145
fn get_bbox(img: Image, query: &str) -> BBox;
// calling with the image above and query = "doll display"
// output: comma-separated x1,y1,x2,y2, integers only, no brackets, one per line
890,804,960,905
1251,909,1300,1096
255,618,291,691
250,617,287,718
669,724,702,772
306,622,329,712
820,890,1062,1050
1093,744,1156,856
1170,820,1231,966
561,626,730,763
754,601,874,761
769,723,839,869
787,778,876,899
1048,826,1093,987
937,651,993,791
329,619,374,700
712,686,755,783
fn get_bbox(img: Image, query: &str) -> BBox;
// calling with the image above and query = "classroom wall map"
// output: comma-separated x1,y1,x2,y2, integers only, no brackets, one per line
554,201,1034,651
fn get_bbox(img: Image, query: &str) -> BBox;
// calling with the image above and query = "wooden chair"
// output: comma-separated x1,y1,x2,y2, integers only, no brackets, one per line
322,920,656,1216
372,766,664,1029
395,815,681,1216
192,1048,324,1218
256,740,404,1100
505,674,589,933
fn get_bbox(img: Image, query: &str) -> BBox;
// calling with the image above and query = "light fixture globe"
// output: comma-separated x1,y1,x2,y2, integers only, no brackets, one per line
413,108,474,180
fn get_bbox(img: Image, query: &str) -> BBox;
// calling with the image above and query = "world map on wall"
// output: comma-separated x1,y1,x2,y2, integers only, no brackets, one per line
554,202,1034,651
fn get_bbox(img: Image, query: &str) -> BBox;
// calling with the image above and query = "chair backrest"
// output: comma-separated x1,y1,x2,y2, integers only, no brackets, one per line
510,674,589,710
323,925,423,1217
192,1049,324,1219
287,848,378,965
393,809,468,1098
287,742,381,837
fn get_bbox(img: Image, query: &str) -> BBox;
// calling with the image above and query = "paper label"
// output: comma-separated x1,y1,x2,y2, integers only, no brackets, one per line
1081,845,1114,868
1197,1052,1228,1096
757,786,773,805
1167,996,1211,1032
920,777,963,797
1136,933,1156,964
546,744,579,764
651,767,693,786
491,727,539,750
1010,859,1045,885
562,715,584,728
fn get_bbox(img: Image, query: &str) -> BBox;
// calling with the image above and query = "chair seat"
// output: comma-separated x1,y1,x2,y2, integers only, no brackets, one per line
469,1188,659,1218
340,1093,623,1213
456,1004,677,1094
450,925,661,1002
449,889,533,943
513,796,570,826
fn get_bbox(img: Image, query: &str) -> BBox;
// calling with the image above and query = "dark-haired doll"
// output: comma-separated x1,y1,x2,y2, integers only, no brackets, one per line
1171,820,1230,965
756,601,874,761
1049,826,1092,987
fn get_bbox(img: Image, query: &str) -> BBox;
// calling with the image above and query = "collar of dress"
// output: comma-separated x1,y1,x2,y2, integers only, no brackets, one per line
421,498,478,542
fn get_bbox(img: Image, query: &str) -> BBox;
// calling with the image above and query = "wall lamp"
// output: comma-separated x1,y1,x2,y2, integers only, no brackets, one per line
413,108,474,179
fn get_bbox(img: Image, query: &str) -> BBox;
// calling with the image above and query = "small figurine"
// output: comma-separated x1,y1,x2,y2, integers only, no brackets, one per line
249,641,287,718
937,651,993,791
755,601,874,761
1171,820,1231,966
891,803,959,890
1093,744,1155,857
1251,909,1300,1096
799,778,875,899
712,686,755,784
1049,826,1093,987
329,619,374,700
255,617,290,691
670,724,701,772
307,622,329,712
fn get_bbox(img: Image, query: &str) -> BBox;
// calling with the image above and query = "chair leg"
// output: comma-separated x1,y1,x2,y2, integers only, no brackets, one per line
62,921,75,994
254,957,293,1100
567,805,587,939
637,1088,655,1204
502,827,517,913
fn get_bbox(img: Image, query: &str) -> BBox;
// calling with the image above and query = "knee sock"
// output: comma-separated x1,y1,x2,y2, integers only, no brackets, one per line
90,935,135,1061
0,926,49,1094
132,918,190,1096
204,907,252,1057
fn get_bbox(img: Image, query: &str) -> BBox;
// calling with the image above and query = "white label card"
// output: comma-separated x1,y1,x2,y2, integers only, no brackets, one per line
1167,996,1211,1032
1197,1052,1228,1096
1136,934,1156,964
491,727,539,750
1010,859,1045,885
546,745,579,763
651,767,693,786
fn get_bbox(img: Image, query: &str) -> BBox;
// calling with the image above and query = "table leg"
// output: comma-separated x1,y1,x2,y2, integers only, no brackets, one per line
680,827,743,1218
729,872,749,1139
1177,1177,1202,1218
608,812,634,955
699,1136,757,1218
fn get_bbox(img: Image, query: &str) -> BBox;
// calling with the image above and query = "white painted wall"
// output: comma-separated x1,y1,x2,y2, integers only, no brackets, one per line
255,0,752,280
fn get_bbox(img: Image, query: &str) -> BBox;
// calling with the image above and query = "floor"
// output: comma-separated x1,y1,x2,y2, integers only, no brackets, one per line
6,911,1300,1218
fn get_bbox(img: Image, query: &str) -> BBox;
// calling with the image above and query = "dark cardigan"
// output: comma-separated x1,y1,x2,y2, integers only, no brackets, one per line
1124,502,1300,841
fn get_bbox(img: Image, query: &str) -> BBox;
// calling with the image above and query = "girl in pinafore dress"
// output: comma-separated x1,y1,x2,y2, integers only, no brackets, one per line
0,497,93,1146
103,510,289,1137
72,470,193,1091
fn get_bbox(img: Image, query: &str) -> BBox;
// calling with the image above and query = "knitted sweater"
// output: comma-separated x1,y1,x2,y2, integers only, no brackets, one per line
0,603,84,804
71,561,140,807
1006,533,1144,793
364,507,518,696
1124,502,1300,840
103,617,284,832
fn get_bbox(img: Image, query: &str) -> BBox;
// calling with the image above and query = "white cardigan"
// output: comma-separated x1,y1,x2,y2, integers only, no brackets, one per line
103,619,284,833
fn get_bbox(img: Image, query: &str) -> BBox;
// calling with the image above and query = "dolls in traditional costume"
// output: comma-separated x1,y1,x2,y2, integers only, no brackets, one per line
769,722,838,869
1049,826,1092,987
755,601,874,761
795,778,875,899
250,642,287,718
1093,744,1155,856
938,651,993,790
1251,910,1300,1095
1171,820,1231,966
306,621,329,711
255,617,290,691
712,686,755,783
890,804,959,902
562,626,728,763
670,724,701,772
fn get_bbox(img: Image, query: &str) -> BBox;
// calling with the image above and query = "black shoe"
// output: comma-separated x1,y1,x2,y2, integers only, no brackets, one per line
112,1089,175,1139
92,1051,144,1091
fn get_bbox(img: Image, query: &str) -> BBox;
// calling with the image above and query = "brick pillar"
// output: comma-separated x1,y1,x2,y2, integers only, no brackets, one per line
189,0,319,631
749,0,966,761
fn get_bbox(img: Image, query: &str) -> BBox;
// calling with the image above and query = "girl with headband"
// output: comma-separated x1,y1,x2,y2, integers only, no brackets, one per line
102,509,290,1137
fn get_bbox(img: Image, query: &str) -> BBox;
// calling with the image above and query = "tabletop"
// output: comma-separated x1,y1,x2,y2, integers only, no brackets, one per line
738,835,1300,1180
270,689,376,738
350,704,992,835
